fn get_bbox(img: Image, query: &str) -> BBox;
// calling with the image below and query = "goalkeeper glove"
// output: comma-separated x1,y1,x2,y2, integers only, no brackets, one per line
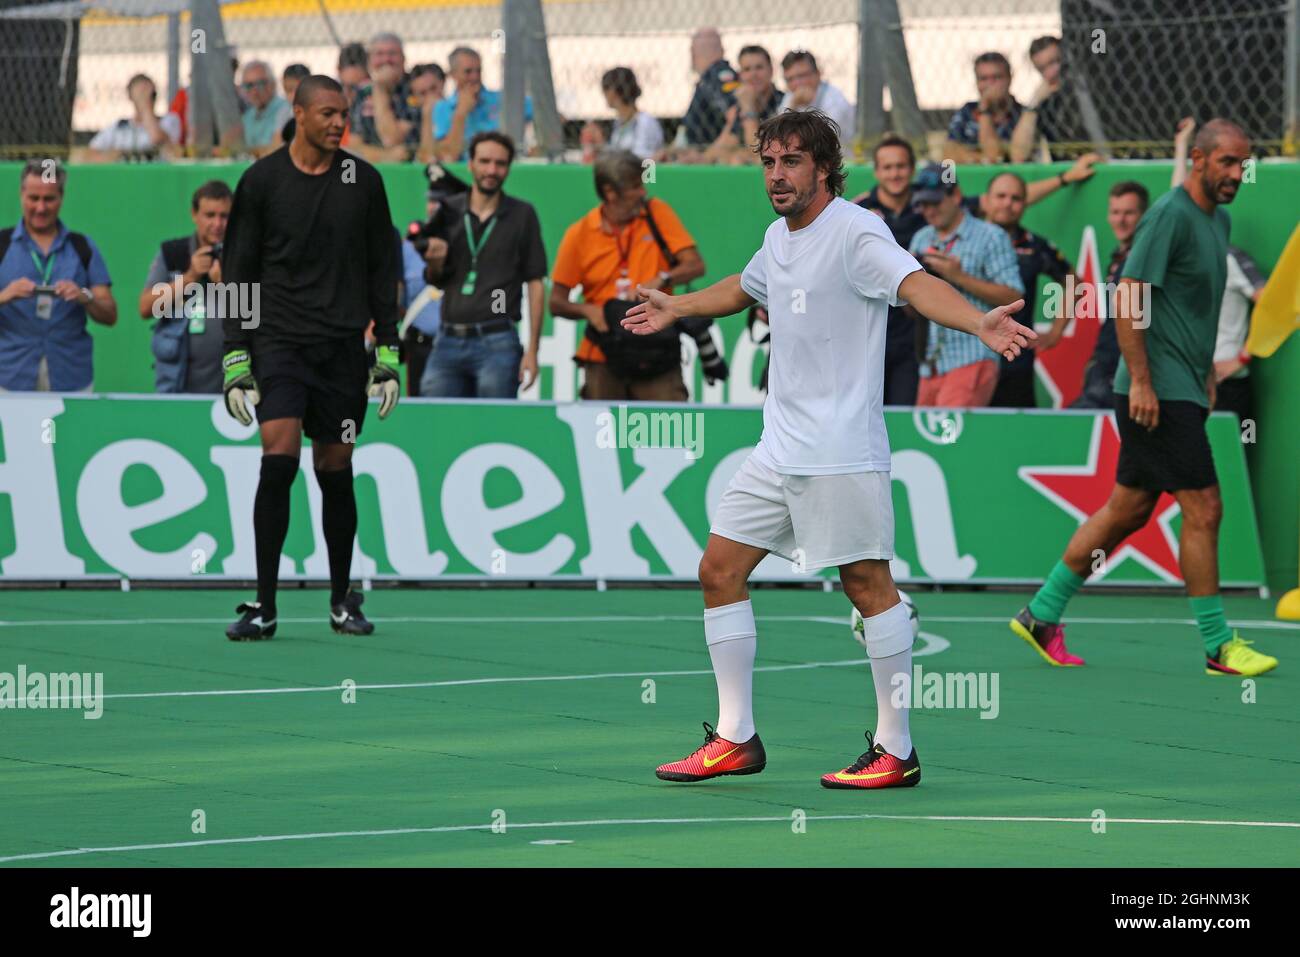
222,349,260,426
368,345,401,419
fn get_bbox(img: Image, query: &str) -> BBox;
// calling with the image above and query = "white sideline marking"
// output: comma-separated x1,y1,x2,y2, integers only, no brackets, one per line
38,658,874,704
2,813,1296,864
1,613,1295,629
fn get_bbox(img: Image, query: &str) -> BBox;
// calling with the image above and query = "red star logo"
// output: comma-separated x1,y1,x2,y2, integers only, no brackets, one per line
1036,226,1104,408
1019,415,1183,582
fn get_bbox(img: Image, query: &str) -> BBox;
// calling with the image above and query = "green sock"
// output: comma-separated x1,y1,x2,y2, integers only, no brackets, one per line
1189,594,1233,657
1027,561,1085,624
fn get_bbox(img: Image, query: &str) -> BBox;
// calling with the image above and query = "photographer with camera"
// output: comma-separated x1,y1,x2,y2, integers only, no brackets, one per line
138,180,233,393
550,150,714,401
420,132,545,398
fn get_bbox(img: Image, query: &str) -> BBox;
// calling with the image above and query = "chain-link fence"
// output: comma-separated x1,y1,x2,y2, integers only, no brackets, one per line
1,0,1295,161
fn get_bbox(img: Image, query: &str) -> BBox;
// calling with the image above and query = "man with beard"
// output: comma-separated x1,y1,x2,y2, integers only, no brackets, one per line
421,131,546,397
220,75,401,641
1010,119,1278,678
623,110,1034,790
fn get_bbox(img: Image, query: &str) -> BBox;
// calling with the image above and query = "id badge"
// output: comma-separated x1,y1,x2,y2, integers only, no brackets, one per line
35,294,54,321
615,276,632,300
188,312,206,335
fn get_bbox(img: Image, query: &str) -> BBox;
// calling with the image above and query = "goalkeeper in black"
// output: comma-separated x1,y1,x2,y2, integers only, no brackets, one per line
221,75,401,640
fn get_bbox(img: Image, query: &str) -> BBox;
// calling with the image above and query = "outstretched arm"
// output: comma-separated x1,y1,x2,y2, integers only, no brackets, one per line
621,274,755,334
898,269,1033,360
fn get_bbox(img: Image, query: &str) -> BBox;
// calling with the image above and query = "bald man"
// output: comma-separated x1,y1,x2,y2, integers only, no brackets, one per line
680,27,739,147
1010,118,1278,679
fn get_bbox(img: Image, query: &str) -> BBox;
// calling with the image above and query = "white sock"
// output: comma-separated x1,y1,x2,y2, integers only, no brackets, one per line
704,599,757,742
859,600,913,758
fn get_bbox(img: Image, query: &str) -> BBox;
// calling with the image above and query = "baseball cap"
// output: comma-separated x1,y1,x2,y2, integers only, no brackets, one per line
912,162,958,205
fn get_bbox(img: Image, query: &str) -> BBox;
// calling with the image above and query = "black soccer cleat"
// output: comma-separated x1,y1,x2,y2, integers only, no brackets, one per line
330,590,375,636
226,602,276,641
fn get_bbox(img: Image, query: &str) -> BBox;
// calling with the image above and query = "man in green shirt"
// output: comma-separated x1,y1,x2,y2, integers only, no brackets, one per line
1009,118,1277,678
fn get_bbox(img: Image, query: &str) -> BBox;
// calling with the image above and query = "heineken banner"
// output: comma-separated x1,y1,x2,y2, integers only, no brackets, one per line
0,396,1264,587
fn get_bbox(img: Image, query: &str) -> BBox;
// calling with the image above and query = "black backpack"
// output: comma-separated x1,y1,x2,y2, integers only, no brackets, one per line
0,227,93,275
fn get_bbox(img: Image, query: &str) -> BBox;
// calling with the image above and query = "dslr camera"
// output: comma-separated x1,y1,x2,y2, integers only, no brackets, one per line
406,162,471,254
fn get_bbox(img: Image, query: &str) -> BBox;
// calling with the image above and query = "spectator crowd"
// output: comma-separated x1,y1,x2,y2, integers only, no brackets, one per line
4,30,1267,416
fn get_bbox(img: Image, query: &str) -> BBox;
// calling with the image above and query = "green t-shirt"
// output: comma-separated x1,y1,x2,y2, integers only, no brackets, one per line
1114,187,1230,407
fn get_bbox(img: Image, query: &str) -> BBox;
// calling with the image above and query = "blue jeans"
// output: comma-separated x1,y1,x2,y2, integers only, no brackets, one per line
420,328,522,398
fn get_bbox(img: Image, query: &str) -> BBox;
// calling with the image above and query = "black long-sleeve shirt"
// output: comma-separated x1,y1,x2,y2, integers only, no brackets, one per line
223,147,399,350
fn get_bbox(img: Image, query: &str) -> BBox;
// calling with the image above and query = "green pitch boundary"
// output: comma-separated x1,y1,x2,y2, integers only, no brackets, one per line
0,588,1296,867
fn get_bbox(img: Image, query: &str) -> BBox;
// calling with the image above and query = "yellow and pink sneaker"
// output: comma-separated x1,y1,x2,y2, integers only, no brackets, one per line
1010,607,1085,666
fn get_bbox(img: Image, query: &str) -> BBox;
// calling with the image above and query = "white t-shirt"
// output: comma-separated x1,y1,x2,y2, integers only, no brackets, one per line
89,114,181,152
609,111,664,160
779,82,856,145
740,196,922,475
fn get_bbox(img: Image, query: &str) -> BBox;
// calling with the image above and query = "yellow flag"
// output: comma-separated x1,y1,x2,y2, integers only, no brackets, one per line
1246,223,1300,357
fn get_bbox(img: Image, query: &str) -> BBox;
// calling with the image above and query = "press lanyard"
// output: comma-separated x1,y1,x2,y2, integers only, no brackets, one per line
29,247,55,285
461,213,497,296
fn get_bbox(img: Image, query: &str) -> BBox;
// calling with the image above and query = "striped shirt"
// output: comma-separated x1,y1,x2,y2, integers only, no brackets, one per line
909,212,1023,376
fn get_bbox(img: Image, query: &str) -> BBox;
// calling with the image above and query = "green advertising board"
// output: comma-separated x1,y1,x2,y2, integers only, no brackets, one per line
0,396,1265,587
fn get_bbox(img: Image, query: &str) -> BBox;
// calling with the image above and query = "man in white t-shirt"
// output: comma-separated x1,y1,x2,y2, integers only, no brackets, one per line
623,109,1031,790
779,50,855,147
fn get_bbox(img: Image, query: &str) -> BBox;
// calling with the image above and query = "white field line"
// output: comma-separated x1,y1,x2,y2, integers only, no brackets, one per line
2,812,1297,864
1,614,1295,629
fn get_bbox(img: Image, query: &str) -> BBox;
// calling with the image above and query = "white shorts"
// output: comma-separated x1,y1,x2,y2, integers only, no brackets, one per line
710,453,894,572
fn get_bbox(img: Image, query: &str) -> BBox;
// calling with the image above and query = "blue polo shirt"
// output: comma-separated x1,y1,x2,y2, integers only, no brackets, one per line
433,89,532,159
0,220,111,391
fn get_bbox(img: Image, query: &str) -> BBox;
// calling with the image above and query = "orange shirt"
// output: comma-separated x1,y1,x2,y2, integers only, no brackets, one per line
552,198,696,362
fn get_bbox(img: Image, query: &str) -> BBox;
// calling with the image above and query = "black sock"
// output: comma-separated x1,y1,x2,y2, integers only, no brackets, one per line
253,453,299,619
316,466,358,607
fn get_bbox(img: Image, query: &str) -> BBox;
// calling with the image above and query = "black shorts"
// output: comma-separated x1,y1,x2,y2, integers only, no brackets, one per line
253,337,369,442
1113,394,1217,492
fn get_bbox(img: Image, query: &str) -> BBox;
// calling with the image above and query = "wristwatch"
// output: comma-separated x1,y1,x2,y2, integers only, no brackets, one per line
79,287,93,304
657,271,673,287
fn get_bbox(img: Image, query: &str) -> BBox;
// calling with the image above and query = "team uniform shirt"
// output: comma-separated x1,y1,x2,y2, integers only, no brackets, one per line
1116,187,1230,408
779,81,856,145
89,113,181,152
1214,246,1265,378
908,212,1023,376
433,89,533,160
222,147,400,350
739,196,922,475
947,99,1023,148
609,111,664,159
351,77,423,147
0,220,111,391
681,59,739,146
553,197,695,364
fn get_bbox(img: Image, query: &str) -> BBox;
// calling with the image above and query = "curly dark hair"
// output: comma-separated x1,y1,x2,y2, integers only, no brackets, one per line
753,109,845,197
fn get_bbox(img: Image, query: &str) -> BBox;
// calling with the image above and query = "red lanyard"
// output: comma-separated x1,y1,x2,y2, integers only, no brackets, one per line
614,222,634,275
